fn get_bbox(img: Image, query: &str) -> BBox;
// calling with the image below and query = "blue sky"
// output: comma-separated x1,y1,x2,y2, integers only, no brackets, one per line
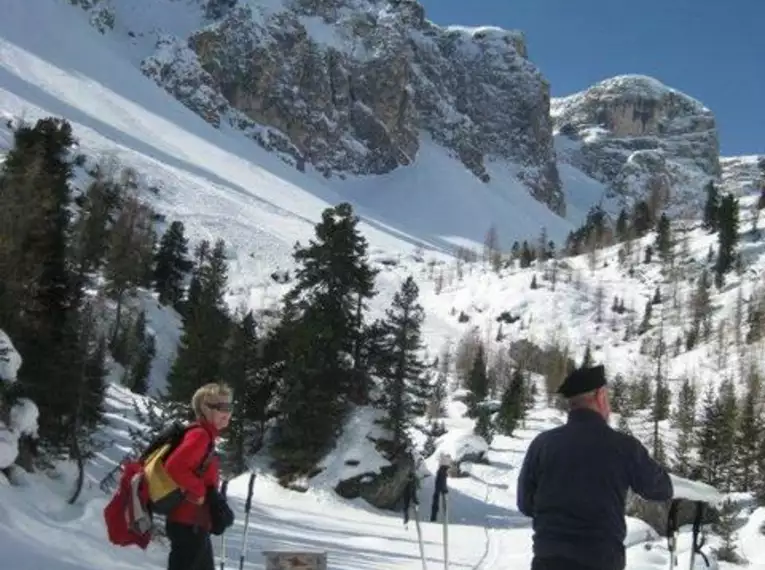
418,0,764,156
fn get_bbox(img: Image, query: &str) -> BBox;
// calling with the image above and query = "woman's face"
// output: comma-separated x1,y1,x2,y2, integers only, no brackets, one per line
204,397,232,431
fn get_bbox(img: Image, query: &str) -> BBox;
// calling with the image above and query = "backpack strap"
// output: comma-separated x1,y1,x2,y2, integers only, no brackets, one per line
184,423,216,476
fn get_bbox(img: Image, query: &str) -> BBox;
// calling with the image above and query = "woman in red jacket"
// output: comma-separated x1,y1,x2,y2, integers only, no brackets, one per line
163,383,232,570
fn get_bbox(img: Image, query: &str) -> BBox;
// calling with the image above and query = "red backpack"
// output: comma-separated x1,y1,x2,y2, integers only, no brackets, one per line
103,422,213,549
103,459,152,549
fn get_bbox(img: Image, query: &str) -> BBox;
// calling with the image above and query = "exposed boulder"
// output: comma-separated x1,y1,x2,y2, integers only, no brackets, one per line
335,453,414,510
626,491,718,536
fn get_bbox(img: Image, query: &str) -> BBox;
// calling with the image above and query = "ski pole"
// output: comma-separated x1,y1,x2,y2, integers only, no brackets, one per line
666,499,678,569
220,479,229,570
442,493,449,570
414,503,427,570
239,472,256,570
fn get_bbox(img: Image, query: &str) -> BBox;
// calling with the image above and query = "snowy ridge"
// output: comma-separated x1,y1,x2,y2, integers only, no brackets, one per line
552,74,711,116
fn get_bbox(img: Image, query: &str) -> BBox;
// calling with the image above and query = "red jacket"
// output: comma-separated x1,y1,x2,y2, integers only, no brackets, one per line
164,420,220,530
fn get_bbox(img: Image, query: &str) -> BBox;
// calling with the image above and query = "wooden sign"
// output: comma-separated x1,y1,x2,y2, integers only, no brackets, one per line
262,551,327,570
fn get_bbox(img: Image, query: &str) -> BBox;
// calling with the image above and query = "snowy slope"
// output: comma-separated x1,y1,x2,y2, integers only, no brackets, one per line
1,379,739,570
0,0,593,303
1,1,764,569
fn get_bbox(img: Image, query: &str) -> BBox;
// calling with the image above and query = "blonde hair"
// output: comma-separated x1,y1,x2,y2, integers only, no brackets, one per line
191,383,232,419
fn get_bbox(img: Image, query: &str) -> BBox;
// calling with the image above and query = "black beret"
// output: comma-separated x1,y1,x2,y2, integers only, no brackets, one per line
557,364,606,398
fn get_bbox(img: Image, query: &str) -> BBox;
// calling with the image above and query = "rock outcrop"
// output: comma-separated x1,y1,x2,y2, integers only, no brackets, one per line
626,492,718,536
137,0,564,214
720,155,764,196
335,453,414,510
552,75,720,213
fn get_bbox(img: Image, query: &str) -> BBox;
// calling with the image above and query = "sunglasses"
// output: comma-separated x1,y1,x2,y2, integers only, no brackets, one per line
206,402,233,412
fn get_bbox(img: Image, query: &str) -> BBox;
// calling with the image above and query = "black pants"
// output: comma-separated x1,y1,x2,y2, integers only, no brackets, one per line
166,521,214,570
531,556,601,570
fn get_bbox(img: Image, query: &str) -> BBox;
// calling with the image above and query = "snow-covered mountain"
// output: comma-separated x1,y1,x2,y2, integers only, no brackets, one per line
2,1,765,570
551,75,721,217
72,0,565,213
61,0,763,227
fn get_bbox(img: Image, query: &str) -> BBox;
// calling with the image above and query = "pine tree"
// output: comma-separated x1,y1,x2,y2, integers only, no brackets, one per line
519,241,534,268
272,203,378,471
715,193,740,285
166,239,230,404
631,374,653,410
0,117,97,455
104,195,156,346
696,385,724,486
123,311,155,395
696,381,737,489
702,180,720,232
736,367,762,492
631,200,653,237
495,368,525,436
713,499,742,563
672,377,697,430
615,208,629,242
219,310,273,474
638,299,652,335
655,213,672,261
473,406,494,445
154,221,193,307
581,343,593,368
377,277,429,450
687,269,711,349
652,376,671,423
609,374,627,414
466,343,489,416
72,169,124,280
718,378,738,491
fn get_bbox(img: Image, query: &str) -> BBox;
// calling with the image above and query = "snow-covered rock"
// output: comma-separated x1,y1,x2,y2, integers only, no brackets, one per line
430,430,489,466
0,329,22,383
8,398,40,439
0,330,38,471
552,74,720,215
720,154,764,197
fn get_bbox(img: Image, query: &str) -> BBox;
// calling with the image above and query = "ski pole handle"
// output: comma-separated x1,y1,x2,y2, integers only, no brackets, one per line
221,479,229,499
244,472,255,513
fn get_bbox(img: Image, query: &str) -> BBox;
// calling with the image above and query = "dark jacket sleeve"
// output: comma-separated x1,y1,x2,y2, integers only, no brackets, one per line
627,435,673,501
516,436,539,517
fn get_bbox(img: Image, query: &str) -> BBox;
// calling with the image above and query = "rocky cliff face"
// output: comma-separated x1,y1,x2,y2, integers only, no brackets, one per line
720,155,764,196
552,75,720,213
86,0,564,215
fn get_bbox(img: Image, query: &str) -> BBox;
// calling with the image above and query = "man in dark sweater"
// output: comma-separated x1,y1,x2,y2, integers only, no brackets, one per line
516,364,673,570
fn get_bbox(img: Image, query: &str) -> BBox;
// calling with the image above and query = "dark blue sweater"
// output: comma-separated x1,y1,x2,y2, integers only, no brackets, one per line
516,408,673,570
